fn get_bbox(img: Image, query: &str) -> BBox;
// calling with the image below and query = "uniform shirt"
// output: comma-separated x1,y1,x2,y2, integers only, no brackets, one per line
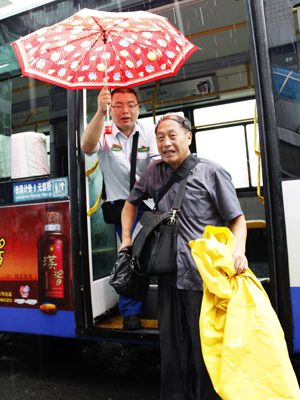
97,120,160,202
127,157,243,291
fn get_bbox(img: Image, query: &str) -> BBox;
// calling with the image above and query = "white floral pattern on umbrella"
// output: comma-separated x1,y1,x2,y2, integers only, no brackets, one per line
12,8,198,89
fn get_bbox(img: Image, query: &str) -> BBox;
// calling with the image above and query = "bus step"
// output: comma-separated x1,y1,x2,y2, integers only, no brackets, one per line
95,314,158,330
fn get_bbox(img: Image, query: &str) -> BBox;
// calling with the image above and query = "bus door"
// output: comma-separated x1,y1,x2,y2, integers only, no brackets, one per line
244,0,300,350
78,90,160,341
76,0,271,341
82,88,119,320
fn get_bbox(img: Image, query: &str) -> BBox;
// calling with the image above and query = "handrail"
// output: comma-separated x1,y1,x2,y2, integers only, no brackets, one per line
85,159,102,216
254,104,264,204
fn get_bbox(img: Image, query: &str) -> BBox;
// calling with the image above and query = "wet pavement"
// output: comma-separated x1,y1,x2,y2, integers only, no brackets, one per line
1,332,300,400
0,333,161,400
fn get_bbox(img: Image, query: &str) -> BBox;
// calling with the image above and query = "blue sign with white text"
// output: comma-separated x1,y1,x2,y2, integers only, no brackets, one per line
13,178,68,202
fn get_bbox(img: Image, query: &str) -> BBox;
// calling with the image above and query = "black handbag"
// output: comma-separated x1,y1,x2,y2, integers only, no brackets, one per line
132,175,187,276
101,131,138,224
132,154,200,276
102,199,126,224
109,246,150,301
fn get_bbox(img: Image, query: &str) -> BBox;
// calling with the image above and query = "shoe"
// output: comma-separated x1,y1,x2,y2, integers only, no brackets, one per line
123,314,141,330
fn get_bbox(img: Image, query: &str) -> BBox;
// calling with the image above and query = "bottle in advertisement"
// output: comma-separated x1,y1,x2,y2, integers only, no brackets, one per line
38,204,72,308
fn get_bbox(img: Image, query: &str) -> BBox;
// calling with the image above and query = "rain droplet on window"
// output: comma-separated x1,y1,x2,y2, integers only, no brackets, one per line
199,7,204,26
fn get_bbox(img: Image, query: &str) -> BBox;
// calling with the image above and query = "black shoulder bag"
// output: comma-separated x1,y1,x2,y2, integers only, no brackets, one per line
102,131,138,224
132,154,200,276
109,155,200,301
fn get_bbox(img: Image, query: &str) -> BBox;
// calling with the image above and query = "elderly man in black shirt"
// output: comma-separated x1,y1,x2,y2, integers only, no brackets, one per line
120,115,248,400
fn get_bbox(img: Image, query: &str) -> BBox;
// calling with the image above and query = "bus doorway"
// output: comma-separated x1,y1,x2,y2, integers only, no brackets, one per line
77,0,271,342
82,91,119,320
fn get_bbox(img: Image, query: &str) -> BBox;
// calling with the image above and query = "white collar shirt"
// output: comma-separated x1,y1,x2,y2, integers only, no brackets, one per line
97,120,160,204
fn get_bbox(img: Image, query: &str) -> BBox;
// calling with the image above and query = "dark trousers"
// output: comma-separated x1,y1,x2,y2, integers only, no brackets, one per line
158,280,222,400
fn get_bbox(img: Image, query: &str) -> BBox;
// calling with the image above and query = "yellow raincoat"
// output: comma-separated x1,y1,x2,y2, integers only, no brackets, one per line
189,226,300,400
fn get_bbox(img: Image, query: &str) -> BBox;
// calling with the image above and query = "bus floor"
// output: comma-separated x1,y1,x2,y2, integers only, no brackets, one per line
95,314,158,330
95,287,159,330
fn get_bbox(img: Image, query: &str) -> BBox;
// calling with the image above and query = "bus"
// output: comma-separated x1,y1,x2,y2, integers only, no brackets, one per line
0,0,299,350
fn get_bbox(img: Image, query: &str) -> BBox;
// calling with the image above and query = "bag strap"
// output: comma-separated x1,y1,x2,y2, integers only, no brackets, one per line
171,174,189,211
102,131,139,200
102,177,107,201
130,131,139,191
154,154,200,208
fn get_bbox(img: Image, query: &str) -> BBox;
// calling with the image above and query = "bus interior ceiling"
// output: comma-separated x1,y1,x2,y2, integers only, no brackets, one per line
2,0,272,328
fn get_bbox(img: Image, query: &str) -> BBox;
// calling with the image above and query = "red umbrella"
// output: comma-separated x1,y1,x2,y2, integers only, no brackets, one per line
12,8,198,90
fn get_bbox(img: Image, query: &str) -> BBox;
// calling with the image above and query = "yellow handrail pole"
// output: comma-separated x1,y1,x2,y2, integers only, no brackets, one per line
85,159,103,216
254,104,264,204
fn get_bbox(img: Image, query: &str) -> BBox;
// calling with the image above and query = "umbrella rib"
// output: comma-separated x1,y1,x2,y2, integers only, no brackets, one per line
87,15,176,39
77,17,173,83
69,31,108,82
80,17,128,84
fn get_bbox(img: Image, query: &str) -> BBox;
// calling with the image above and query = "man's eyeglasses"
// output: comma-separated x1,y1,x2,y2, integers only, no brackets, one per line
111,103,139,110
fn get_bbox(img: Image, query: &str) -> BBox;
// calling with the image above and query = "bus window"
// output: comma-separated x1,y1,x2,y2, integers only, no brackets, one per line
194,100,257,189
268,4,300,180
196,125,249,188
246,123,262,188
194,99,268,283
0,4,70,187
194,99,256,127
0,80,11,179
0,73,69,191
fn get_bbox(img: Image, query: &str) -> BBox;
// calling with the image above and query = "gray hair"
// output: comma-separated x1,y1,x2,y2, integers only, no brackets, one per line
155,114,192,134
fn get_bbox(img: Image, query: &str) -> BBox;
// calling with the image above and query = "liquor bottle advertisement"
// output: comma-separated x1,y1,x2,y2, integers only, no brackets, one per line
0,201,73,310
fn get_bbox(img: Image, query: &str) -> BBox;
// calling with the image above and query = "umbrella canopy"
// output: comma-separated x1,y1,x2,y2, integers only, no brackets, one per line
12,8,198,90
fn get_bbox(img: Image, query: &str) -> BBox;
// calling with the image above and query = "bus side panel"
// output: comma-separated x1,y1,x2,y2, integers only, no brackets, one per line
291,288,300,352
0,201,75,336
282,180,300,351
0,308,77,338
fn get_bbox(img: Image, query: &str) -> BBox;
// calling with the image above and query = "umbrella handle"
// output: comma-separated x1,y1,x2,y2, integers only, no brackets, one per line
103,40,112,151
103,133,108,151
103,122,112,151
104,41,110,127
